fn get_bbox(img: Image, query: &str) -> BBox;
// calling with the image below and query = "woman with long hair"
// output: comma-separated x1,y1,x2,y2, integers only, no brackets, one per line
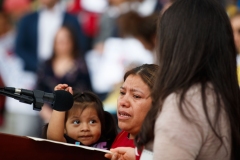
137,0,240,159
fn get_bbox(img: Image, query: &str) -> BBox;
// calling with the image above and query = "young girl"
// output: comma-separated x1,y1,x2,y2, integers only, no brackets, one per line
46,84,117,150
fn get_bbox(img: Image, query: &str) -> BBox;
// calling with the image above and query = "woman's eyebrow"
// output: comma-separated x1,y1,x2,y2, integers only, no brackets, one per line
130,88,144,94
121,86,145,95
120,86,125,89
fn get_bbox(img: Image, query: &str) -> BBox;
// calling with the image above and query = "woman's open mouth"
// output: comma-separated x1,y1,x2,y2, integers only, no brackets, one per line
118,111,131,120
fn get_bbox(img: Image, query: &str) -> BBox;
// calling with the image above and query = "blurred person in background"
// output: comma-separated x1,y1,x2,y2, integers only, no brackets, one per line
14,0,84,73
0,0,42,137
0,76,5,127
0,10,11,128
66,0,161,99
3,0,32,24
35,25,92,124
93,0,144,54
66,0,108,53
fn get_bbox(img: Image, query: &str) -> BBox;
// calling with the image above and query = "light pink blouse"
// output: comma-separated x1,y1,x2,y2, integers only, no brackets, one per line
143,84,231,160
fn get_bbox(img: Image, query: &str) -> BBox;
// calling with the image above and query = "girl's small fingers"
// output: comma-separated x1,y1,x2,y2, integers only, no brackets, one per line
54,86,59,91
59,84,67,89
69,87,73,94
62,84,68,87
54,84,69,91
64,87,73,95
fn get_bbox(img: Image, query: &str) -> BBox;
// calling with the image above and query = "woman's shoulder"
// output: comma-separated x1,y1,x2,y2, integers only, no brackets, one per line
155,84,231,160
162,83,218,120
163,83,215,109
158,83,230,145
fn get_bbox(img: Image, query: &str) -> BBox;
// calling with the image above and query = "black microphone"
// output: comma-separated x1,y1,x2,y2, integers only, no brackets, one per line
3,87,74,111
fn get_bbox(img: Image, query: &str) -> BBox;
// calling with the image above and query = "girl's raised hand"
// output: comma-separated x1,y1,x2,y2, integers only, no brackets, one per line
54,84,69,91
54,84,73,95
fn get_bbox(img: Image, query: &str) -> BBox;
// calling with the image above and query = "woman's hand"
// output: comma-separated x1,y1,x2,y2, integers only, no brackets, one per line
54,84,73,94
105,147,135,160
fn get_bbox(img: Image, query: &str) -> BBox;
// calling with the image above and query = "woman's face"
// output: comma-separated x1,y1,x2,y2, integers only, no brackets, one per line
117,74,152,137
54,28,73,57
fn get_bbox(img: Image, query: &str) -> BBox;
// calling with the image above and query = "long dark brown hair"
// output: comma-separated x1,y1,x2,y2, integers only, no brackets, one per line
136,0,240,159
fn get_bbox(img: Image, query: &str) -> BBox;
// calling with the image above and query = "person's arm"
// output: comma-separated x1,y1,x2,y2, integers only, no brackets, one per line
47,110,66,142
47,84,73,142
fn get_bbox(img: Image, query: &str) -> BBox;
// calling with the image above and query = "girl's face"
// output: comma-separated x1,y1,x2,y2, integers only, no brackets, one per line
65,106,101,146
117,75,152,137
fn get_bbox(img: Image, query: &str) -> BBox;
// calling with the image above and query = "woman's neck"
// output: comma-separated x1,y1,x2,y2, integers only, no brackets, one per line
52,56,74,78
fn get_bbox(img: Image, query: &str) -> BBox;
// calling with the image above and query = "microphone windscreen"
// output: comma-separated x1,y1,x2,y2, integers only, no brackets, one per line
52,90,74,111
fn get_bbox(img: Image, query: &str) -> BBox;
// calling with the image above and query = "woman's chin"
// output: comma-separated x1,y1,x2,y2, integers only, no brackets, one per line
118,121,131,131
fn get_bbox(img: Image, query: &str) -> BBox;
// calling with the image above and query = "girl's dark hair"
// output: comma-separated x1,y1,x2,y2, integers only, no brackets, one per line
43,91,117,147
136,0,240,159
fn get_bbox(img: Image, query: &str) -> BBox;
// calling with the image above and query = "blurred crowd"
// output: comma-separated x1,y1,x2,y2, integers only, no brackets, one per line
0,0,238,138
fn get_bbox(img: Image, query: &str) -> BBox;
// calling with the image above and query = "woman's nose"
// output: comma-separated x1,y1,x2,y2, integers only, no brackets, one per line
118,95,130,108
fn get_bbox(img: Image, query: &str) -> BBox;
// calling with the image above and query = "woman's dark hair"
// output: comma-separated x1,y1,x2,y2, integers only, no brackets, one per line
43,91,117,147
50,24,81,62
124,64,159,90
136,0,240,159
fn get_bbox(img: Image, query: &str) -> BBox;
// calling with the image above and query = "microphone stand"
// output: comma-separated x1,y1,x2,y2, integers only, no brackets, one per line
0,89,46,111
